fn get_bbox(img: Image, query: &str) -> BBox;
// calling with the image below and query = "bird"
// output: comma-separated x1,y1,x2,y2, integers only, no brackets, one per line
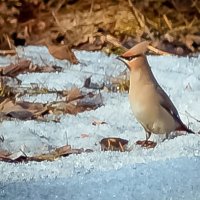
117,41,195,148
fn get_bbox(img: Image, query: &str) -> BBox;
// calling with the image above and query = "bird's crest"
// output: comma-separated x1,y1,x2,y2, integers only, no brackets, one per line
121,41,149,58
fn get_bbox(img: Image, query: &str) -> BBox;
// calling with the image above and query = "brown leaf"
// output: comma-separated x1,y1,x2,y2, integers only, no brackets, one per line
100,137,128,152
0,99,48,120
6,110,34,120
76,35,105,51
0,60,31,77
8,150,27,161
65,102,80,114
78,93,103,108
55,145,85,156
0,60,62,77
40,65,63,73
50,88,103,115
65,87,83,102
0,145,85,163
47,44,79,64
0,99,17,113
17,101,48,117
29,146,84,162
49,101,79,115
0,149,11,160
136,140,157,148
0,149,28,163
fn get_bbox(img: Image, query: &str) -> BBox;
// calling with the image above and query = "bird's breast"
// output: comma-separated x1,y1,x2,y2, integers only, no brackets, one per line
128,84,162,131
129,95,146,117
128,89,153,121
128,88,177,134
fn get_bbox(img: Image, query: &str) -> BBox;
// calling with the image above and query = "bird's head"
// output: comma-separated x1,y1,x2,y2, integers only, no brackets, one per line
117,41,149,70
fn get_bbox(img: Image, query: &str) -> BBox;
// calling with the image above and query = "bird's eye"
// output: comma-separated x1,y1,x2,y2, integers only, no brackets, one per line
122,56,134,61
123,54,142,61
126,56,134,61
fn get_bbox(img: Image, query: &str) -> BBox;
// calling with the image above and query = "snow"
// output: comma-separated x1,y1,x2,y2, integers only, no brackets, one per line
1,157,200,200
0,46,200,199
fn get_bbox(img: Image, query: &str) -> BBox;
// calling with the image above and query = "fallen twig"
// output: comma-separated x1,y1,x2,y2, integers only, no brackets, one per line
147,45,172,55
0,49,16,55
105,34,172,55
105,35,127,51
163,14,173,30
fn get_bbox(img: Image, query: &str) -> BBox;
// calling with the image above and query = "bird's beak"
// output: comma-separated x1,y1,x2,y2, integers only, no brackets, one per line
116,55,123,61
116,56,127,64
116,56,130,70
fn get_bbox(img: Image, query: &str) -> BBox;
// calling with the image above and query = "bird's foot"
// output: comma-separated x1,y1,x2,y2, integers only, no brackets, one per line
136,140,157,148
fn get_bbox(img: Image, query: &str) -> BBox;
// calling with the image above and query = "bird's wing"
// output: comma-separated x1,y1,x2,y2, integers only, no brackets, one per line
156,85,181,123
156,85,195,133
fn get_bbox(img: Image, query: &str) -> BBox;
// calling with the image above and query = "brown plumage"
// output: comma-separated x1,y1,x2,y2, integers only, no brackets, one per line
117,41,194,147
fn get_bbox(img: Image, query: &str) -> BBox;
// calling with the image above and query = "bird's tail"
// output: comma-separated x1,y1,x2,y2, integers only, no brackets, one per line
176,124,195,134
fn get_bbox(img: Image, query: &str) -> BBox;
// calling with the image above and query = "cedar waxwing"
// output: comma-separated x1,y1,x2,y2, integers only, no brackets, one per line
117,41,194,147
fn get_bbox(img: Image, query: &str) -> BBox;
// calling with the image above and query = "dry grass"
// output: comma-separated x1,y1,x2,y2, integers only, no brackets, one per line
0,0,200,56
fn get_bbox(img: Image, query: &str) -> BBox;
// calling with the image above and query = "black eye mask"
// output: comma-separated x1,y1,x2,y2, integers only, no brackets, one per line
121,53,142,61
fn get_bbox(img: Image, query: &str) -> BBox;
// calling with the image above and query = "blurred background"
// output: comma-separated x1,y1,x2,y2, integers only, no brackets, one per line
0,0,200,60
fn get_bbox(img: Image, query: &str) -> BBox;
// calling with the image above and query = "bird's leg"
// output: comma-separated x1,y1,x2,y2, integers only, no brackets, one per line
162,132,170,142
145,131,151,141
136,131,157,148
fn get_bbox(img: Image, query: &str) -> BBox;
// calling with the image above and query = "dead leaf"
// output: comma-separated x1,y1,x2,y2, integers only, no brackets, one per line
0,60,63,77
17,101,48,117
64,102,80,114
0,149,11,159
0,145,87,163
78,93,103,108
6,110,34,120
47,44,79,64
8,150,27,161
40,65,62,73
136,140,157,148
0,99,17,113
0,99,48,120
76,35,105,51
100,137,128,152
65,87,84,102
0,60,31,77
50,88,103,115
